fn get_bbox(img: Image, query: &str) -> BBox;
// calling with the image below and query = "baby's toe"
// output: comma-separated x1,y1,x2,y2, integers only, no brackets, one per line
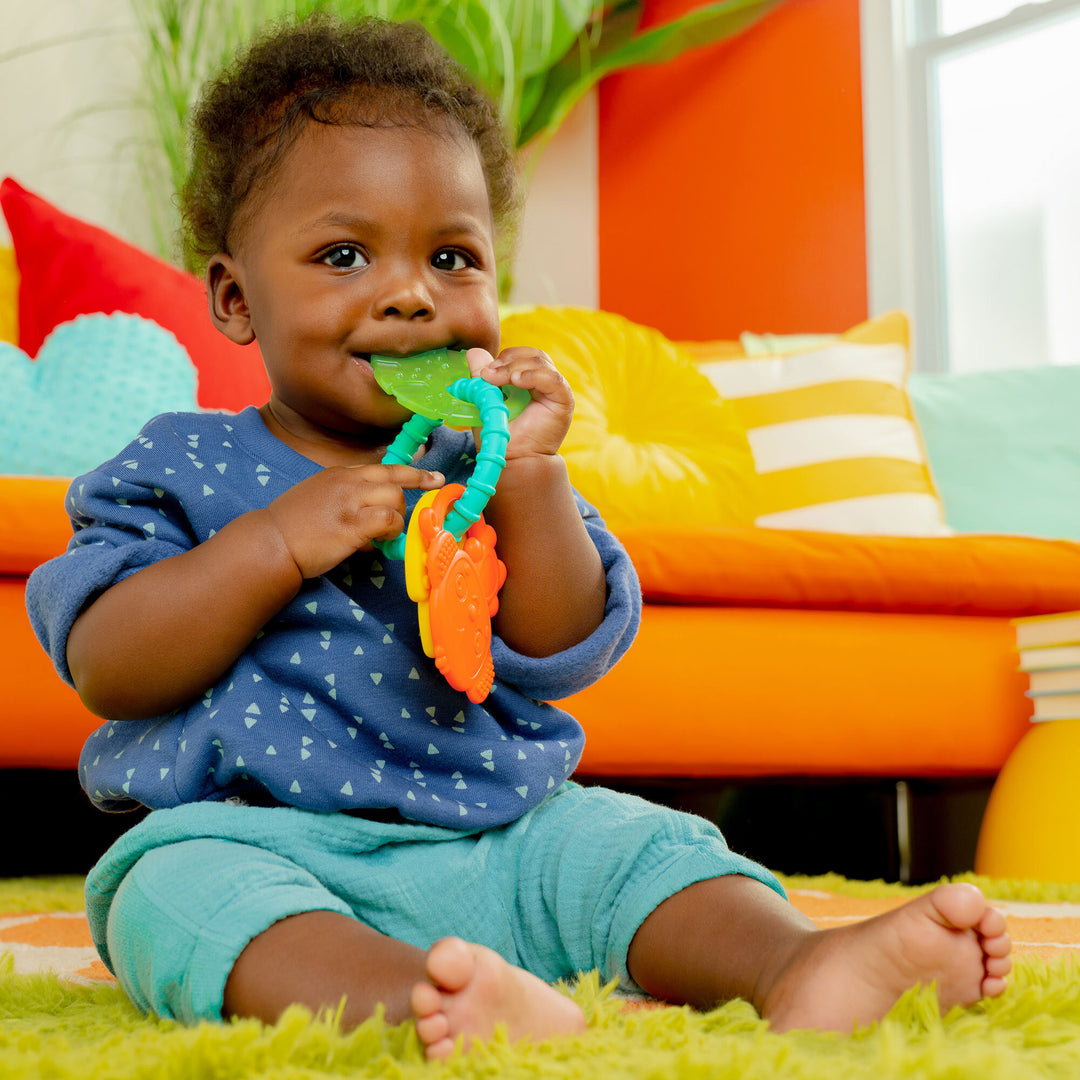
424,1035,459,1062
978,906,1008,939
415,1009,451,1046
425,937,476,992
410,979,442,1019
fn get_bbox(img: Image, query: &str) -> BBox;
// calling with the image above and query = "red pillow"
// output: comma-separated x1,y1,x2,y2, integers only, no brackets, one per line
1,177,269,412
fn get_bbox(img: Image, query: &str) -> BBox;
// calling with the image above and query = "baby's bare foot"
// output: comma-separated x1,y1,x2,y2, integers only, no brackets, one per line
409,937,587,1060
763,883,1012,1032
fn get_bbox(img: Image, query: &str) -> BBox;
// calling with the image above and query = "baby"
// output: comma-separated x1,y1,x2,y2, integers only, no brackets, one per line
26,14,1010,1059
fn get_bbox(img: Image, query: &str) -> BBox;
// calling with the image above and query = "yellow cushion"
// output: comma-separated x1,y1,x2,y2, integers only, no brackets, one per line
0,247,17,345
690,312,949,536
498,306,757,534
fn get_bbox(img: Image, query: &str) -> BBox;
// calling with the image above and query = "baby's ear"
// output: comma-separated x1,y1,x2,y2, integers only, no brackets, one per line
207,255,255,345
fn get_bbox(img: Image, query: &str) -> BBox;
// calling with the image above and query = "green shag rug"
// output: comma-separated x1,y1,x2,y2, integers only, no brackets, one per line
3,874,1080,1079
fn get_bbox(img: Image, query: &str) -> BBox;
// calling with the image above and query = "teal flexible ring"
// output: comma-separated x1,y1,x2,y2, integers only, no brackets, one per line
374,414,441,561
441,377,509,541
373,376,511,554
381,412,442,467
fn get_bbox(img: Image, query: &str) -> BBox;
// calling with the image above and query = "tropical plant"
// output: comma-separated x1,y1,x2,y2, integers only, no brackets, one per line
131,0,785,269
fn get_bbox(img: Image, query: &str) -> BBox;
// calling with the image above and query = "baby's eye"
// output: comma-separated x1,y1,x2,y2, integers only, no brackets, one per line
431,249,470,271
323,245,368,269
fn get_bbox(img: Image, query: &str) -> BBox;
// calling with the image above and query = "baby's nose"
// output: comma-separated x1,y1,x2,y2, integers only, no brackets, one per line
374,270,435,320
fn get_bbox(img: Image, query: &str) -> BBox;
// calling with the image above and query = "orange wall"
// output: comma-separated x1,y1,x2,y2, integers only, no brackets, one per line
597,0,867,340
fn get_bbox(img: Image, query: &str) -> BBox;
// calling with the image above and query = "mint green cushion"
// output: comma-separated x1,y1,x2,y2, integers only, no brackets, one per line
909,366,1080,540
0,312,199,476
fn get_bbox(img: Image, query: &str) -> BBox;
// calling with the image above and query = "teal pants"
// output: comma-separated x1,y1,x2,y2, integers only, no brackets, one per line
86,783,784,1024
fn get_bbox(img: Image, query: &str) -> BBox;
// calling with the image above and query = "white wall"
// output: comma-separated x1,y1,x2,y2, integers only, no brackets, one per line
0,0,599,306
0,0,155,249
508,93,598,309
858,0,916,323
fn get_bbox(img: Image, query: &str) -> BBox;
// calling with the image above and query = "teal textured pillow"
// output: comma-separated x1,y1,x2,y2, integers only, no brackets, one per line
0,312,199,477
909,366,1080,539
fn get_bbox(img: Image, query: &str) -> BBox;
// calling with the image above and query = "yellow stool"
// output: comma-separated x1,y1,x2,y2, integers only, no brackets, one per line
976,720,1080,881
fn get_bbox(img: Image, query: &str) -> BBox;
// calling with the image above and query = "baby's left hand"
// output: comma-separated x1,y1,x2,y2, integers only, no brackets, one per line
466,346,573,460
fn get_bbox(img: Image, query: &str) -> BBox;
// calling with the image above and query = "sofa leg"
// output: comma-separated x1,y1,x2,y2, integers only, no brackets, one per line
895,780,913,884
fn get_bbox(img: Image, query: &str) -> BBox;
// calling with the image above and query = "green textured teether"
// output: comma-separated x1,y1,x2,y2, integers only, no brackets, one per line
371,348,529,428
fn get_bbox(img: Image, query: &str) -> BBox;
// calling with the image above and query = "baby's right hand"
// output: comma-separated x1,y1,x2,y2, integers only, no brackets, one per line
261,464,444,579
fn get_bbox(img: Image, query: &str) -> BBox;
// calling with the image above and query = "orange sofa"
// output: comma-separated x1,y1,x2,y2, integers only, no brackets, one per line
567,527,1080,784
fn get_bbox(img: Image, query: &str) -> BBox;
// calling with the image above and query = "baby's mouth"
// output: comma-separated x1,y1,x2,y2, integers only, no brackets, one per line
362,344,467,361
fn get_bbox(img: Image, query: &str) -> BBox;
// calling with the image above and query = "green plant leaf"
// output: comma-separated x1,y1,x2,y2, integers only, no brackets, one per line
518,0,640,149
512,0,599,79
424,0,516,115
423,0,600,135
517,0,785,147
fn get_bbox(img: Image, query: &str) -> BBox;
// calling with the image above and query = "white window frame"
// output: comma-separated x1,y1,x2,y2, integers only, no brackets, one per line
861,0,1080,372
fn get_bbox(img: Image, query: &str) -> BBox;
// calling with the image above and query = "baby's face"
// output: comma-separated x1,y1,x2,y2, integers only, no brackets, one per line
226,118,501,447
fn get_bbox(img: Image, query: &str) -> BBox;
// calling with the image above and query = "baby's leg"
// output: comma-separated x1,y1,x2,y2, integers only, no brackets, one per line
626,875,1011,1031
223,909,425,1028
224,912,585,1057
102,831,583,1054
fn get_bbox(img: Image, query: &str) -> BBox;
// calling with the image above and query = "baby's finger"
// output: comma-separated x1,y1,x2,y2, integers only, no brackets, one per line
348,464,444,490
354,504,408,545
495,345,550,366
500,361,572,404
493,347,560,381
343,479,415,549
465,346,497,380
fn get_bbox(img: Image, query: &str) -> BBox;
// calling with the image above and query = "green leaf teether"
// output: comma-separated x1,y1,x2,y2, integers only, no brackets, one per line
371,348,529,427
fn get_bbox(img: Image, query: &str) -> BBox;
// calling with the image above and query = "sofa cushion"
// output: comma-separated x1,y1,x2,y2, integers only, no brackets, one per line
0,476,71,574
691,313,949,537
910,365,1080,541
617,524,1080,617
564,604,1031,779
0,313,199,476
498,306,758,534
0,178,269,412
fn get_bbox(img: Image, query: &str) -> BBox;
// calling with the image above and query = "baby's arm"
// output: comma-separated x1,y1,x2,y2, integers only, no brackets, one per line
66,463,444,722
468,347,606,659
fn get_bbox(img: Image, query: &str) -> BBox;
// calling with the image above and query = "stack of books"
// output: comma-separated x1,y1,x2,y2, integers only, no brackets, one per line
1014,610,1080,721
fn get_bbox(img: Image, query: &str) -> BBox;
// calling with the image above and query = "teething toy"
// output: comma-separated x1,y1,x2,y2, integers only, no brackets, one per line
372,348,529,428
372,349,516,702
404,483,506,703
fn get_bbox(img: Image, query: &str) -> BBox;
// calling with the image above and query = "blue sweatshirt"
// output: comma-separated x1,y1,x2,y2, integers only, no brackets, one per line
26,407,641,829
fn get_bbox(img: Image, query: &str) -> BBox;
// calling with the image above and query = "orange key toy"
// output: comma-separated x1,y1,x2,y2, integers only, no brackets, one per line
404,485,506,703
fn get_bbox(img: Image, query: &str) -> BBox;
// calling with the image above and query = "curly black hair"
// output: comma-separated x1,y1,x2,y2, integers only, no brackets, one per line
179,14,521,272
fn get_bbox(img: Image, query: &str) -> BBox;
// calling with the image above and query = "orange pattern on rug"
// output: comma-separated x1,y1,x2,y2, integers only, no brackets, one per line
0,912,112,984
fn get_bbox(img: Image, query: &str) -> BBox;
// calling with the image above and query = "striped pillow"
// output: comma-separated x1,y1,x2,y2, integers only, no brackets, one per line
692,312,950,536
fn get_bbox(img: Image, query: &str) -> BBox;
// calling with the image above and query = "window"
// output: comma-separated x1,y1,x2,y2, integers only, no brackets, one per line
862,0,1080,372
